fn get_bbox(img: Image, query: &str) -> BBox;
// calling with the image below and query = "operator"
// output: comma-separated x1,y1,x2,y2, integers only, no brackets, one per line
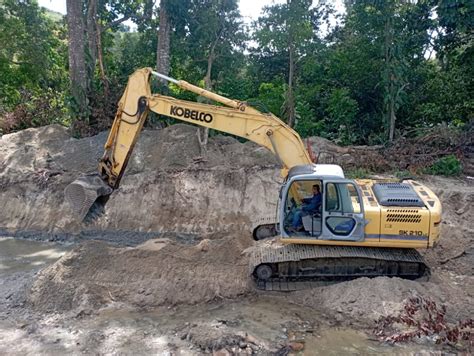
291,184,322,232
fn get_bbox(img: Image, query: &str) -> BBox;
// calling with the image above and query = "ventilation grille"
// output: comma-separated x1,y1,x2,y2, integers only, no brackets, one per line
386,213,422,223
373,183,425,207
387,198,420,203
376,183,411,189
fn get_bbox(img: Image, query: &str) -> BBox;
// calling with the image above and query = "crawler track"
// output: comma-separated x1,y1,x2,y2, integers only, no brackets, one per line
250,244,428,291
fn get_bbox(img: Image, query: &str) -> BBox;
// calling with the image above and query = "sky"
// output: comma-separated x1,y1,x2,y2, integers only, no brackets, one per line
38,0,287,23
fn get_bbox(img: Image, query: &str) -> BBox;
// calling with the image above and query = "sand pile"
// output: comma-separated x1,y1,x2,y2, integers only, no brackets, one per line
28,232,253,312
421,176,473,276
288,273,473,326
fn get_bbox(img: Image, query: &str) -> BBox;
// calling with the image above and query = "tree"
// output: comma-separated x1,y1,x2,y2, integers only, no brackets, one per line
155,0,191,88
253,0,315,127
66,0,152,132
0,0,66,108
183,0,246,150
0,0,67,133
305,0,434,143
1,0,471,145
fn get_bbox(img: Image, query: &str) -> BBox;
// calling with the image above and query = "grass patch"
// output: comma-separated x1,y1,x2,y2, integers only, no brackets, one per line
423,155,462,176
345,168,373,179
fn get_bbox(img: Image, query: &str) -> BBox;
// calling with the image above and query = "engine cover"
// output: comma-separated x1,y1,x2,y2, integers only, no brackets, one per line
372,182,425,207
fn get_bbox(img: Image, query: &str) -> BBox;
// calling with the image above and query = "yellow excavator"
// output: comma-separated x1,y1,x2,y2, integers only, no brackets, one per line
65,68,442,290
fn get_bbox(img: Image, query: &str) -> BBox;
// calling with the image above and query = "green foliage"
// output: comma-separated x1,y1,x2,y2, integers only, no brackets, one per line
111,31,156,79
294,100,320,138
0,0,67,112
248,82,285,116
326,88,359,145
0,89,68,134
394,170,416,180
345,168,373,179
424,155,462,176
0,0,471,150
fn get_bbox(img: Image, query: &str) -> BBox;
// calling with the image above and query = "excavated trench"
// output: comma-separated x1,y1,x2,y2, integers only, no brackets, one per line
0,124,472,353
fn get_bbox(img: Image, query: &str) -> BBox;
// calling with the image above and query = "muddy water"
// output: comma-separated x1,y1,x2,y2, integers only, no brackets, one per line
0,237,69,274
305,329,429,355
84,298,430,355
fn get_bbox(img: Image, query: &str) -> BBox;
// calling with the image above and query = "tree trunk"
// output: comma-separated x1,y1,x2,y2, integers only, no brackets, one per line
86,0,108,94
197,40,218,153
96,22,109,96
388,80,396,142
66,0,88,119
384,9,397,142
286,40,296,128
156,0,171,86
85,0,99,127
86,0,98,78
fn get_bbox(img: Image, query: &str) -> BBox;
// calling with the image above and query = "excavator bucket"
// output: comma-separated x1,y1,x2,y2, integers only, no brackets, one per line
64,174,114,221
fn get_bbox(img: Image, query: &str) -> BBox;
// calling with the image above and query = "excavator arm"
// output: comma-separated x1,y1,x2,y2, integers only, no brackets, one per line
65,67,312,220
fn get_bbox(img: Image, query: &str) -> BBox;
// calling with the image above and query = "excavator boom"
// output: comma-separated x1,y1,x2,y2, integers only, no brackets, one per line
65,68,312,220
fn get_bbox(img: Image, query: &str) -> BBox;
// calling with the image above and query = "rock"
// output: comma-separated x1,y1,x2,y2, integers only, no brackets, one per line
244,334,260,345
197,239,210,252
455,206,467,215
249,343,259,351
213,348,231,356
288,342,305,351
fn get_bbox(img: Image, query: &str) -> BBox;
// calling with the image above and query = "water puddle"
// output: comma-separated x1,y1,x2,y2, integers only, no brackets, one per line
0,237,69,274
305,328,430,355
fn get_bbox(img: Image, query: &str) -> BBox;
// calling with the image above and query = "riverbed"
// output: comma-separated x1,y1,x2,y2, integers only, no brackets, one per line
0,237,460,354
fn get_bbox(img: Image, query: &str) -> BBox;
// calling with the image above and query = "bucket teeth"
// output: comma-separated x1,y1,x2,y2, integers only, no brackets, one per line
64,174,113,221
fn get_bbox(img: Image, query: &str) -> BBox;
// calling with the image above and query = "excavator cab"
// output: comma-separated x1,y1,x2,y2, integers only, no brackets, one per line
280,164,366,242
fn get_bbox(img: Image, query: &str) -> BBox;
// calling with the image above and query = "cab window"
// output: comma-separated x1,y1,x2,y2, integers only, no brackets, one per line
347,184,361,213
283,179,322,234
325,183,361,213
325,183,339,212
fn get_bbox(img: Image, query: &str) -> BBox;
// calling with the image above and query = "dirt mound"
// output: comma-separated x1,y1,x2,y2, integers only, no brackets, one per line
288,273,473,328
3,123,471,239
125,124,277,171
28,232,253,312
421,176,474,276
0,123,280,236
